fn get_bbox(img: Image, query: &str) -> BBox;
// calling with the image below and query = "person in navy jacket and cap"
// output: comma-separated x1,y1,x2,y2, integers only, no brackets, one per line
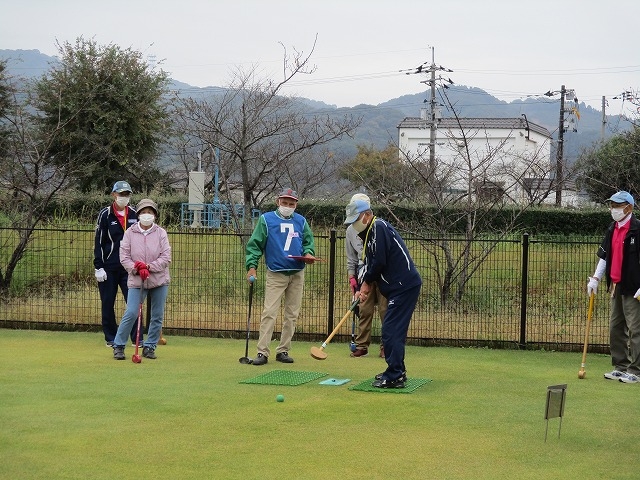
94,181,138,348
344,199,422,388
587,190,640,383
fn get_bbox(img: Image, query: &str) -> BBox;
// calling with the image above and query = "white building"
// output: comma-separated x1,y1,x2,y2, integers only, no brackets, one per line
397,114,577,205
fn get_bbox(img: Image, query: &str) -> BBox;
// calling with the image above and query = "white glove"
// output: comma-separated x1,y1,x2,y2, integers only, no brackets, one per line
634,288,640,300
587,277,599,296
95,268,107,282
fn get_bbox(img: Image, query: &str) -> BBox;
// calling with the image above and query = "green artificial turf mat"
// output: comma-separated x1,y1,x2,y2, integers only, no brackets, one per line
349,377,431,393
240,369,327,386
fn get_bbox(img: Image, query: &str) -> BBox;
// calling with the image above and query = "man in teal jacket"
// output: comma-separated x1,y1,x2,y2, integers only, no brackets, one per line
245,188,316,365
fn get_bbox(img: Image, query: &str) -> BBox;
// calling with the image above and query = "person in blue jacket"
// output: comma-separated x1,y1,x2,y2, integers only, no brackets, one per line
93,181,138,347
344,199,422,388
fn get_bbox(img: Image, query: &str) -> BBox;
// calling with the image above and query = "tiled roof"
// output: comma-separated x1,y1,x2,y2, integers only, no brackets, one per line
397,117,551,138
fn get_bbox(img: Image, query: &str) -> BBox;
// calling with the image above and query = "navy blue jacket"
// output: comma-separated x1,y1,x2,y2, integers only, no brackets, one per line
359,217,422,297
93,204,137,271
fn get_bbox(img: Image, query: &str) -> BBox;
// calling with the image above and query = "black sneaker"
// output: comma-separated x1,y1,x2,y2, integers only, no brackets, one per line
372,378,406,389
252,353,268,365
113,346,125,360
142,346,157,359
375,371,407,382
106,341,115,348
276,352,294,363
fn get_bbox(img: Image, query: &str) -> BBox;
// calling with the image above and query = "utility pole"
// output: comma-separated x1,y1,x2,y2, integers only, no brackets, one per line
555,85,566,207
428,47,436,174
601,96,606,141
404,48,453,202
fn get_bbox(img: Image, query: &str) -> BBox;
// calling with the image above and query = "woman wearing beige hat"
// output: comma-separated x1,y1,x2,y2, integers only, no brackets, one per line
113,198,172,361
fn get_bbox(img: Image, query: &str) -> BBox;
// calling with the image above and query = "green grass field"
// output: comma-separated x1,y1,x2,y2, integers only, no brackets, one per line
1,330,638,480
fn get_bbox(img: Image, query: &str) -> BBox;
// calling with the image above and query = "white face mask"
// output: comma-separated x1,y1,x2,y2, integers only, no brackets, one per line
278,206,295,217
352,216,369,233
611,207,629,222
115,196,130,208
139,213,155,226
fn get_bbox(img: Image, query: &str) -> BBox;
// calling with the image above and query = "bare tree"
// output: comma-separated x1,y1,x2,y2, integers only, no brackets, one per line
175,38,361,231
0,82,83,293
417,95,558,305
345,88,557,306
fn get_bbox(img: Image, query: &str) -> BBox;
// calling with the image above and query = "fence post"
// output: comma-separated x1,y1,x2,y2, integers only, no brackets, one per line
327,229,337,335
519,233,529,349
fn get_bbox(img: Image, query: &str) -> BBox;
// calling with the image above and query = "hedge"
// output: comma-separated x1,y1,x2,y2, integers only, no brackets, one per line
30,194,612,235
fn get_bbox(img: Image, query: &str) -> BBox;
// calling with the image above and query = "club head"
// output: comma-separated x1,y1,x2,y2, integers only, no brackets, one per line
132,354,142,364
310,346,327,360
239,357,253,364
350,342,357,352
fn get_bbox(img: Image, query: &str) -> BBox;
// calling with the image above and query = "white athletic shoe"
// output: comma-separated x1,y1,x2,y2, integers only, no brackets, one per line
604,370,625,380
619,372,640,384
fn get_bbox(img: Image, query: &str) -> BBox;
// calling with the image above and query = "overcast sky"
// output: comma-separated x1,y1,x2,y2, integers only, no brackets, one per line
2,0,638,114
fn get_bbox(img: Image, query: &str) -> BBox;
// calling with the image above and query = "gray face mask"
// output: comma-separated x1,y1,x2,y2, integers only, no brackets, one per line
278,206,295,217
352,217,368,233
115,196,130,208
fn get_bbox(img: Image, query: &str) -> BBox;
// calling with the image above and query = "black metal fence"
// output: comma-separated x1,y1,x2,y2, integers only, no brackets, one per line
0,226,608,352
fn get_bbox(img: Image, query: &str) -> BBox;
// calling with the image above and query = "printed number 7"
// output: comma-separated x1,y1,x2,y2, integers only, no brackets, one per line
281,223,294,251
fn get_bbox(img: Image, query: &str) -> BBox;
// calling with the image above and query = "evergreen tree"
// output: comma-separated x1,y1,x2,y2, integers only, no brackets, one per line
577,127,640,202
33,37,171,192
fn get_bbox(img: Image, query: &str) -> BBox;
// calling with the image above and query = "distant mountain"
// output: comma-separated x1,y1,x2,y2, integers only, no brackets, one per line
0,49,58,78
1,48,631,164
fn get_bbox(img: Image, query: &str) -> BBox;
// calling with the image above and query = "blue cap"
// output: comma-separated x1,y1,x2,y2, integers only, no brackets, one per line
112,181,132,193
344,199,371,225
607,191,634,206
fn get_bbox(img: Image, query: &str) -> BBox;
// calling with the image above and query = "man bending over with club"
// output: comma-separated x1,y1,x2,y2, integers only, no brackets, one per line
245,188,316,366
344,199,422,388
587,191,640,384
345,193,387,358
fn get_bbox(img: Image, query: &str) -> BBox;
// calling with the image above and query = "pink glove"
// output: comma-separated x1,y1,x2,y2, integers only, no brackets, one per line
349,277,358,295
138,268,150,281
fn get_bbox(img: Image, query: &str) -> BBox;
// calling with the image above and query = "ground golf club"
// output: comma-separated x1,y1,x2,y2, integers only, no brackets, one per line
350,310,357,352
578,292,595,379
310,299,359,360
239,275,255,364
350,297,357,352
132,286,144,364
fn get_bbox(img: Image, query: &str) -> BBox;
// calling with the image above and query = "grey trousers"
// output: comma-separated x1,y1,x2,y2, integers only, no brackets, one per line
354,282,387,350
609,285,640,375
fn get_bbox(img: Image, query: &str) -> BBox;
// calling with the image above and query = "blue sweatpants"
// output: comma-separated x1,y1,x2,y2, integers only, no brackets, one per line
114,285,169,349
97,267,136,343
379,284,421,382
